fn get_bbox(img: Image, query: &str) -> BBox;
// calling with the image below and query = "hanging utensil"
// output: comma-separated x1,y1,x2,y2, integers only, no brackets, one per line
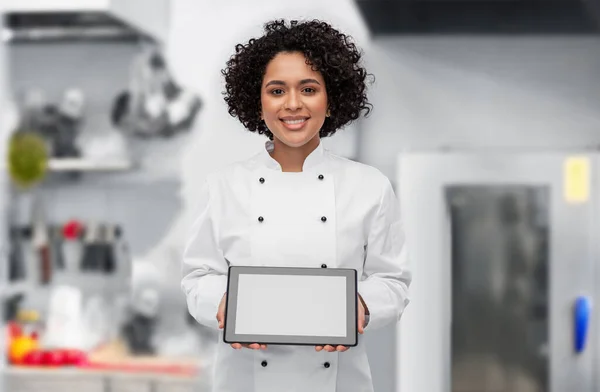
80,222,101,271
62,219,83,273
103,224,117,274
31,197,51,285
49,226,65,271
8,226,26,282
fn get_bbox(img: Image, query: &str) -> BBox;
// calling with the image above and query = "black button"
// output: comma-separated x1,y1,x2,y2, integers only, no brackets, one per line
259,177,265,184
324,362,330,368
318,174,324,180
258,216,264,222
321,264,327,268
321,216,327,222
261,360,268,367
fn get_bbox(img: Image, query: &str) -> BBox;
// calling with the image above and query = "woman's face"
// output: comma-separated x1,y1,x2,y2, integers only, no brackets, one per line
260,51,328,148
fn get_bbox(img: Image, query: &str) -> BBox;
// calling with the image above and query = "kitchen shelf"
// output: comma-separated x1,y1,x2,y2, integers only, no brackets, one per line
47,158,135,173
2,0,110,13
2,0,170,43
0,281,29,297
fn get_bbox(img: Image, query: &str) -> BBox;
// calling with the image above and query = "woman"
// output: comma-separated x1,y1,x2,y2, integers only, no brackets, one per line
181,19,411,392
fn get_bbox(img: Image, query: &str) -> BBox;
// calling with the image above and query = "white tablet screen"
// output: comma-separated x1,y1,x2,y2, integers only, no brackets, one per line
234,274,347,337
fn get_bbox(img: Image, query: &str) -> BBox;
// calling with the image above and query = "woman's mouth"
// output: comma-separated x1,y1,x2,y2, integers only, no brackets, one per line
280,117,309,130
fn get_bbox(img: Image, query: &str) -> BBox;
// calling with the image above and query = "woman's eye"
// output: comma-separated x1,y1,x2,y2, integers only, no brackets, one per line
271,89,284,95
303,88,316,94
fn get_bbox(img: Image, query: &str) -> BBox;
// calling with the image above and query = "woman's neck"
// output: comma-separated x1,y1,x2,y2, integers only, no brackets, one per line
270,136,320,172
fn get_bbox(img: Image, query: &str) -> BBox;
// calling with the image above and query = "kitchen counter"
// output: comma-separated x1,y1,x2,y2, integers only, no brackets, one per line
4,366,207,392
3,340,208,392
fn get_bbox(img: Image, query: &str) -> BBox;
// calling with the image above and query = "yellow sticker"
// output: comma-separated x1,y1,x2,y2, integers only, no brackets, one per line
564,156,590,204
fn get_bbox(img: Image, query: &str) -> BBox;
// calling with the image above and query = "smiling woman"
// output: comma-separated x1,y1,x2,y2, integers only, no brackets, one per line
220,20,371,172
182,19,411,392
222,19,371,140
260,52,328,161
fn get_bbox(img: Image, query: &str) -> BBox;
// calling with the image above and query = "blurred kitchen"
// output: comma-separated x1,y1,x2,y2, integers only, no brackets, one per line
0,1,600,392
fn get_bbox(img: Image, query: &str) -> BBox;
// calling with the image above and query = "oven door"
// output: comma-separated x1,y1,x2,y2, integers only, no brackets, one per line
396,151,598,392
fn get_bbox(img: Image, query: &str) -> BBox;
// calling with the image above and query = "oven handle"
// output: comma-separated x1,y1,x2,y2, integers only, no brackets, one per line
574,295,591,354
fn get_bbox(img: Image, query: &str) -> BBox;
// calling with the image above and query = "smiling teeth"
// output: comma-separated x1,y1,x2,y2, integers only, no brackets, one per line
283,119,306,124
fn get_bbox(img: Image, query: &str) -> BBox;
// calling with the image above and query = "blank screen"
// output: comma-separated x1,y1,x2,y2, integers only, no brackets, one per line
235,274,347,337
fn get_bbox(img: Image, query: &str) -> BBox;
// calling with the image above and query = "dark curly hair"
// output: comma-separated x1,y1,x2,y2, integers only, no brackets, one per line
221,19,373,140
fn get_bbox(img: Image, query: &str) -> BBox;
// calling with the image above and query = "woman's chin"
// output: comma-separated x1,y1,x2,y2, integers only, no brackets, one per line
275,130,319,148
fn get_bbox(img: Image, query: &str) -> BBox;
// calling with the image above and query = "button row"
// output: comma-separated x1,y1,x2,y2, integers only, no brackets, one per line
258,174,325,184
258,216,327,223
260,360,331,368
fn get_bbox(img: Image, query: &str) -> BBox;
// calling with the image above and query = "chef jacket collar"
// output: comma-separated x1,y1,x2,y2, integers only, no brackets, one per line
262,139,326,172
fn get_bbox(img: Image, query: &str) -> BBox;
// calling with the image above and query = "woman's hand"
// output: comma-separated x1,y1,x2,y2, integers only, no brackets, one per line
316,294,368,353
217,293,267,350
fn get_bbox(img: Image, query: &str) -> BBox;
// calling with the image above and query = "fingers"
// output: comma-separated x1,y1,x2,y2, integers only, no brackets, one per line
316,344,350,352
358,312,365,335
230,343,267,350
358,295,366,335
325,345,343,352
216,293,227,329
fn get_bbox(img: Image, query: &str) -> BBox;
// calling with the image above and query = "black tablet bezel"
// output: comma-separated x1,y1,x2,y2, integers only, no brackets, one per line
223,266,358,347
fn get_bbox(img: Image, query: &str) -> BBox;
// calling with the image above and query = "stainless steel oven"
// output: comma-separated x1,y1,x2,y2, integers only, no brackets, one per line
396,151,599,392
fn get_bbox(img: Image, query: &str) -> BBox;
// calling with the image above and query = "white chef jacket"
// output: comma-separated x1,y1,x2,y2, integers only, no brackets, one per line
181,140,411,392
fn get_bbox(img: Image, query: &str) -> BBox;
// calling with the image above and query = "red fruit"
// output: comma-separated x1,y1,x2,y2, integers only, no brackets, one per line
22,350,44,366
41,350,64,367
63,220,83,240
65,350,87,366
7,322,22,339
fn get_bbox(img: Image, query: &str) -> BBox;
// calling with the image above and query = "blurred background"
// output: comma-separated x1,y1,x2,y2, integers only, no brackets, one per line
0,1,600,392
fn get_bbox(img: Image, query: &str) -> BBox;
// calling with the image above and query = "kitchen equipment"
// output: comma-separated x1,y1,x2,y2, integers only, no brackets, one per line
62,220,83,273
8,226,27,281
80,223,102,272
31,199,51,285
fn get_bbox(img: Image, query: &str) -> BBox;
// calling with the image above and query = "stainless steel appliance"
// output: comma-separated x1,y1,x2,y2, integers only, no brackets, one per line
396,151,598,392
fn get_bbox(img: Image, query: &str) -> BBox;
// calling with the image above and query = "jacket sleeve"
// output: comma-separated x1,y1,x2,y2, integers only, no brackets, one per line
181,178,229,330
358,178,412,331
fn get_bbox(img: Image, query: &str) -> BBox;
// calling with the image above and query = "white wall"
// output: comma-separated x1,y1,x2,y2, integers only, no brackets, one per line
110,0,171,43
361,36,600,179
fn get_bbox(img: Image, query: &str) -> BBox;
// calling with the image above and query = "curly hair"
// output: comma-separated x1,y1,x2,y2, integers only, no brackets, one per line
221,19,373,139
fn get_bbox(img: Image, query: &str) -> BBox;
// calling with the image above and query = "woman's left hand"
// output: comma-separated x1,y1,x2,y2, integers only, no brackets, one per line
315,294,368,353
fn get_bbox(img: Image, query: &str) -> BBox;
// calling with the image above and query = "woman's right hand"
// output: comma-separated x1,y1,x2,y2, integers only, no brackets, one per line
217,293,267,350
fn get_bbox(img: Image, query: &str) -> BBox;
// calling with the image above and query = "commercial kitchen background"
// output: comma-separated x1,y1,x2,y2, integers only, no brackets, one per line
0,1,600,392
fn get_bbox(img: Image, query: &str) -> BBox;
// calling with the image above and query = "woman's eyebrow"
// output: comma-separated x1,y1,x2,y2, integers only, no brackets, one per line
265,80,285,87
265,79,321,88
299,78,321,85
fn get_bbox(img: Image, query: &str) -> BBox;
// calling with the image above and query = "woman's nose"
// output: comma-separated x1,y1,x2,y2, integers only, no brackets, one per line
284,91,302,110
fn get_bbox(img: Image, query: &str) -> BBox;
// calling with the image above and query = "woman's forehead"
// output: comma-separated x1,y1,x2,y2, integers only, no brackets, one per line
263,52,324,82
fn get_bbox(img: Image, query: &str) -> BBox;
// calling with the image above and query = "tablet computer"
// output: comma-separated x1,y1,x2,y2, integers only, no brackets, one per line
224,266,357,347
